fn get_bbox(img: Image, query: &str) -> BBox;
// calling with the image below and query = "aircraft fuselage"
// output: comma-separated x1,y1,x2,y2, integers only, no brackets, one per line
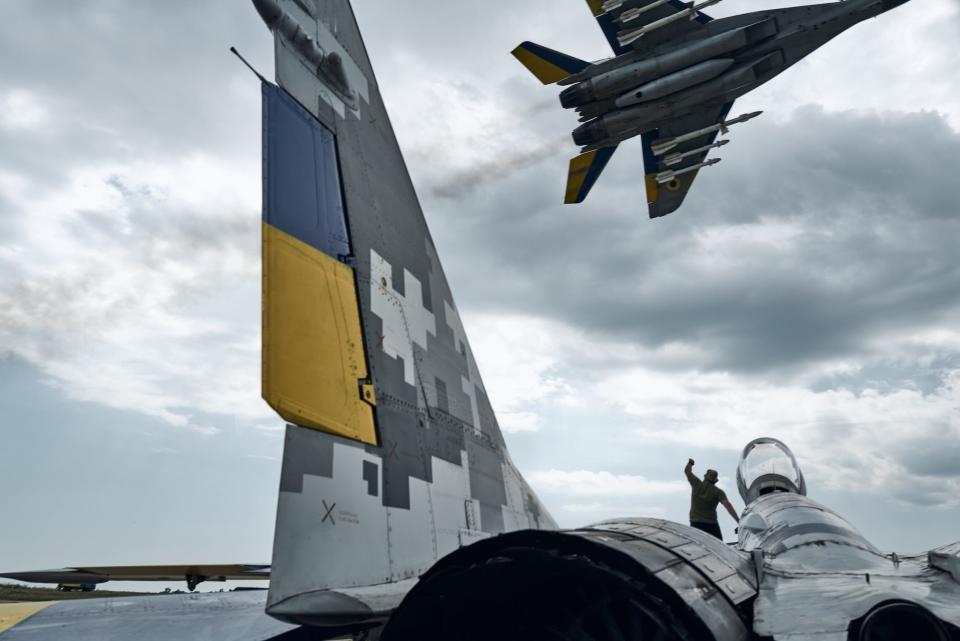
568,0,911,149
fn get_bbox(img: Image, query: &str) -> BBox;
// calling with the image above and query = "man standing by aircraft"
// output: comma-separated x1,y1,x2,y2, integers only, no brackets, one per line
685,458,739,539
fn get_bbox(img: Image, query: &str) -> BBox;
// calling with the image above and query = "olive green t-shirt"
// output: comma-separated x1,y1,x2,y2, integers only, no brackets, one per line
688,475,726,524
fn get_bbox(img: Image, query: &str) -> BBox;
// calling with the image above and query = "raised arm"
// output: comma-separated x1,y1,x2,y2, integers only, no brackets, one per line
684,458,699,486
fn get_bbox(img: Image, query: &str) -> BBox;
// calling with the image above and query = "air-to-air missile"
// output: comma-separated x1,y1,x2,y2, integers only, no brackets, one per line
512,0,914,217
662,139,728,166
650,111,760,155
656,157,720,184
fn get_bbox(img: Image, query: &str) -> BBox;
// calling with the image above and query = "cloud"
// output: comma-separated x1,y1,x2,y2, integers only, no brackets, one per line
558,503,669,518
528,469,687,498
0,155,266,432
526,469,689,527
499,411,544,433
464,314,578,432
0,1,277,434
0,89,50,130
519,353,960,508
429,107,960,379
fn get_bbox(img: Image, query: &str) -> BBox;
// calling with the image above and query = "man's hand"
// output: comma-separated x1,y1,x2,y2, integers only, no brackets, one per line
687,458,695,467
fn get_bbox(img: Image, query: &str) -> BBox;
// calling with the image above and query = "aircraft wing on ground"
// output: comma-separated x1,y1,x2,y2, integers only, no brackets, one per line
0,591,312,641
0,565,270,591
585,0,714,55
642,100,734,218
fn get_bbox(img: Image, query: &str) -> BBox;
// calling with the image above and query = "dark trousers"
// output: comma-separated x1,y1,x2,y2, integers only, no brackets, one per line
690,520,722,540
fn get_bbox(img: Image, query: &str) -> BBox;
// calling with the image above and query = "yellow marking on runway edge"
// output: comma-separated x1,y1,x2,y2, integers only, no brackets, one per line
0,602,55,634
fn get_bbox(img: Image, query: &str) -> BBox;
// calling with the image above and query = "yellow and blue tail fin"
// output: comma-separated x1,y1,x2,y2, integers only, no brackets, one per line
256,0,558,631
511,41,590,85
564,146,618,204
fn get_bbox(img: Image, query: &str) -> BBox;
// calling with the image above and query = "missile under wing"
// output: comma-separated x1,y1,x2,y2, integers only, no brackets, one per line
512,0,914,217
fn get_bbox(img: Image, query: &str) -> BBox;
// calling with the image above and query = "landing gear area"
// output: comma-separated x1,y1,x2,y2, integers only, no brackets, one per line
56,583,96,592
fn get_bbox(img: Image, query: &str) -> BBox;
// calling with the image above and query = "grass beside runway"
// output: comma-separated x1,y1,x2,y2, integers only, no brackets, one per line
0,583,152,602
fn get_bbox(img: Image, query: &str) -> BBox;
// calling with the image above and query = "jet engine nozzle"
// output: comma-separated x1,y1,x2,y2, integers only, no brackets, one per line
851,602,950,641
381,527,753,641
736,437,806,504
572,120,609,146
560,83,594,109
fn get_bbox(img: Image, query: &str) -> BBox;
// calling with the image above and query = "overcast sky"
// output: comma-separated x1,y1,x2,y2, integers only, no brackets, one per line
1,0,959,586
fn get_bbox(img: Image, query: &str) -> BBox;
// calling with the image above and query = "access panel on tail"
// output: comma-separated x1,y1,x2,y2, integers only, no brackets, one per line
252,0,555,635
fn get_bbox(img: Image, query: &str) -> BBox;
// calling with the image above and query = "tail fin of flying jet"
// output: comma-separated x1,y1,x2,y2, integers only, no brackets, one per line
254,0,555,635
641,101,735,218
564,146,618,204
511,41,590,85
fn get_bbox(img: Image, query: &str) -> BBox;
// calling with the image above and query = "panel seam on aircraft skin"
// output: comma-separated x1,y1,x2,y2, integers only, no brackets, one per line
370,249,437,387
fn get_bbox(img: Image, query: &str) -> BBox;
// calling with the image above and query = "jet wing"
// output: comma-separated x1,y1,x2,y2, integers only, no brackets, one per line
585,0,714,56
0,564,270,590
642,101,733,218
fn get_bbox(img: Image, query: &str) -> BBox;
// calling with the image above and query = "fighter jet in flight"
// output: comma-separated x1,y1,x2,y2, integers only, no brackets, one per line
512,0,913,217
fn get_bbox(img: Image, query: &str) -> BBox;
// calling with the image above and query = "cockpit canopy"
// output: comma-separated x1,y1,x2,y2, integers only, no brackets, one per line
736,437,806,504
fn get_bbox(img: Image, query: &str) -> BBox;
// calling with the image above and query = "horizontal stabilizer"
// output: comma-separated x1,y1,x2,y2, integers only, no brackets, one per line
565,146,618,204
512,41,590,85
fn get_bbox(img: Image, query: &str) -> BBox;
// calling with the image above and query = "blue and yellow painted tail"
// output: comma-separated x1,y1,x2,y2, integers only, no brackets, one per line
511,41,590,85
564,146,618,204
255,0,556,635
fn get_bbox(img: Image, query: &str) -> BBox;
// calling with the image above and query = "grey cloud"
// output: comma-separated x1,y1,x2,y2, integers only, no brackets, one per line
1,177,258,332
0,0,270,190
106,175,259,255
897,433,960,479
426,107,960,377
811,357,959,395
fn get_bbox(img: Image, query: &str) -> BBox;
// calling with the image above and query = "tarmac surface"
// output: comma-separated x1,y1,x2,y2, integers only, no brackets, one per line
0,590,341,640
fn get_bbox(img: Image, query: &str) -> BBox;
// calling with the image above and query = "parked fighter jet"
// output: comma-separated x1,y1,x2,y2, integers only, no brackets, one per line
512,0,913,217
386,438,960,640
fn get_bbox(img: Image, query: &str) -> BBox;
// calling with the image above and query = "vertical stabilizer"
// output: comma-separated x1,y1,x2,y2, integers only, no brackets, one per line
253,0,556,631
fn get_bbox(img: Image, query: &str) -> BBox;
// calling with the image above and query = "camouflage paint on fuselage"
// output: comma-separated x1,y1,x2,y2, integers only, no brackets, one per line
252,0,556,631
